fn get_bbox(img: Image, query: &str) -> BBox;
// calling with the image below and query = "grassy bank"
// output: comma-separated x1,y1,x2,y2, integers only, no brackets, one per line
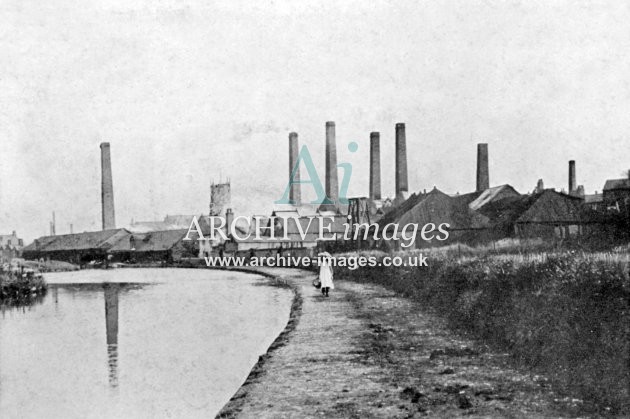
0,273,47,306
337,250,630,414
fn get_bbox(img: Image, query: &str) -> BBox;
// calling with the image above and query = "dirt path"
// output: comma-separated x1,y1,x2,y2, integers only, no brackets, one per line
217,268,588,418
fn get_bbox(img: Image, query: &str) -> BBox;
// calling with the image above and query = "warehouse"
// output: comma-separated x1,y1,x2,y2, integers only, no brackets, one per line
478,189,593,240
22,229,130,264
108,229,197,263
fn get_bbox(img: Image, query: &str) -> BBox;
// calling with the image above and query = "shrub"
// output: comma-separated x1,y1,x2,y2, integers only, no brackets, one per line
335,251,630,414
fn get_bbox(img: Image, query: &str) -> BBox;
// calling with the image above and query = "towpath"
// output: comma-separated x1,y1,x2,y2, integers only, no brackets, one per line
217,267,587,418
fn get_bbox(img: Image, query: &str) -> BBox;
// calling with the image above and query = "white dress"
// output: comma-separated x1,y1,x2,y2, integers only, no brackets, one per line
318,252,334,289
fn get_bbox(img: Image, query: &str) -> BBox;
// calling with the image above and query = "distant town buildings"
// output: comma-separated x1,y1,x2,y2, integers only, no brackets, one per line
17,122,630,266
0,231,24,263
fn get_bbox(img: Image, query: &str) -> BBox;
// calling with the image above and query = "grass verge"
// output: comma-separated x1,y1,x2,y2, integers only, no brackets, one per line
337,251,630,415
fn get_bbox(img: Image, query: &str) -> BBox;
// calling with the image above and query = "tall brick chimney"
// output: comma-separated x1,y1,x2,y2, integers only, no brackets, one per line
225,208,234,231
323,121,338,209
100,142,116,230
568,160,576,194
288,132,300,205
369,132,381,201
476,143,489,192
395,123,408,202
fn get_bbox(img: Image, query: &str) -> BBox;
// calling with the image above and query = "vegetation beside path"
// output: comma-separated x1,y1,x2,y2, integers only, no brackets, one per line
338,250,630,416
217,267,596,418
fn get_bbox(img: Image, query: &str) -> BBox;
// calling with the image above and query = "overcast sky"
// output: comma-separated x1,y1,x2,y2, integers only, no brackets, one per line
2,0,630,241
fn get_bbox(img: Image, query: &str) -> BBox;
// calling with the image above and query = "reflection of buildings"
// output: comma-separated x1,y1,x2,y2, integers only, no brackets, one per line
104,284,119,388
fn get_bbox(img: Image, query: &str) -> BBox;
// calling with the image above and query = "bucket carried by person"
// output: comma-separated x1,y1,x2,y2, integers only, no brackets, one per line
312,279,321,289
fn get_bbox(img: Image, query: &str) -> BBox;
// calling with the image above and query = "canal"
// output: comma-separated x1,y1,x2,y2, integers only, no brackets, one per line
0,268,293,418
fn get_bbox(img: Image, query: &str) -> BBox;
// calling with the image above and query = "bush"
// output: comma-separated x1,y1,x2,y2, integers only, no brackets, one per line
335,251,630,414
0,273,47,306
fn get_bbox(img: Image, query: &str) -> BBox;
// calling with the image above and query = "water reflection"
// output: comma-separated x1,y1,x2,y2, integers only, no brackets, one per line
0,288,47,311
0,269,293,418
104,284,119,388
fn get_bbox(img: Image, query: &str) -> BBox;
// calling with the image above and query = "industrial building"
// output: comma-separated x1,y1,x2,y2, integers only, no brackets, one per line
22,229,197,264
375,146,609,248
108,229,196,262
21,121,630,265
22,229,130,264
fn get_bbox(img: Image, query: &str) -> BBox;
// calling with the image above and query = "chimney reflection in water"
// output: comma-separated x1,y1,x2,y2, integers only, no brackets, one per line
104,284,119,388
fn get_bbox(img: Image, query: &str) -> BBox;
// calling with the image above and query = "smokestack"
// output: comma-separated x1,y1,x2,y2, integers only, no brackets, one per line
568,160,576,194
395,123,408,201
225,208,234,231
576,185,585,197
476,143,489,192
100,142,116,230
324,121,338,207
288,132,300,205
369,132,381,201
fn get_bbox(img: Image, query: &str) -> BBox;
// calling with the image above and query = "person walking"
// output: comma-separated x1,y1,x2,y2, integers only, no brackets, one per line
318,250,334,297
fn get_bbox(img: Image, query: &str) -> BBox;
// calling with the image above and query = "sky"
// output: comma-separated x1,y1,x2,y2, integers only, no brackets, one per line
2,0,630,242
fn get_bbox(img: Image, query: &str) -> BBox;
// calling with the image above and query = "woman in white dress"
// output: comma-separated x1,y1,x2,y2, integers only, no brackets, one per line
318,250,334,297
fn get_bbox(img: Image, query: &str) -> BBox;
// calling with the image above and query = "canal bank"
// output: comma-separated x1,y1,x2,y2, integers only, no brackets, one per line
217,267,595,418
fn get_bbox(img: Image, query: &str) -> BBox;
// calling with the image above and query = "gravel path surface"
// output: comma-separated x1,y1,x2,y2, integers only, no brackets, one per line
217,268,589,418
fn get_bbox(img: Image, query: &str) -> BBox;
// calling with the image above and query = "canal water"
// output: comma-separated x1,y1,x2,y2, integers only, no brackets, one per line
0,269,293,418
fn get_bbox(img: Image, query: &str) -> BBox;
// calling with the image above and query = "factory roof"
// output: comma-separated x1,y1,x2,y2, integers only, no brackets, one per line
397,188,490,230
24,229,131,252
109,229,188,252
377,191,429,226
22,235,58,252
478,189,587,226
468,185,520,211
603,178,630,191
584,193,603,204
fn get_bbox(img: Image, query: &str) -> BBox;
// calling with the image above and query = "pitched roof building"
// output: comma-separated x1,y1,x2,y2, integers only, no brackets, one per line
478,189,593,238
22,229,131,263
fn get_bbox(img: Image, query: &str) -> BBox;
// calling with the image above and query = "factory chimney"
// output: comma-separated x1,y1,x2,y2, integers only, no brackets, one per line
288,132,300,205
100,142,116,230
395,123,408,203
568,160,576,194
369,132,381,201
321,121,338,211
50,211,56,236
225,208,234,232
476,143,489,192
